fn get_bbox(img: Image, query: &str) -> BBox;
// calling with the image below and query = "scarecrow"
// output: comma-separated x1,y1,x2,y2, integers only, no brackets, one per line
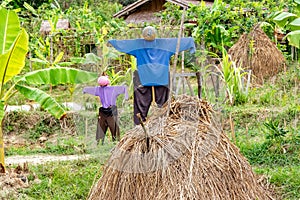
83,75,128,144
108,26,196,125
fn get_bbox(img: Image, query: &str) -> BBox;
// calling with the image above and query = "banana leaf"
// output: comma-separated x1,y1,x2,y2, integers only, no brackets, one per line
30,58,49,65
84,53,101,64
0,29,29,84
288,18,300,31
273,12,297,28
285,30,300,48
15,84,66,119
0,9,20,54
18,67,98,86
53,52,64,65
295,0,300,12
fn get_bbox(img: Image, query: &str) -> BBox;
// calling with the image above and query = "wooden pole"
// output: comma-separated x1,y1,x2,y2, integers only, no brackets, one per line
196,72,202,99
167,8,186,116
0,120,5,173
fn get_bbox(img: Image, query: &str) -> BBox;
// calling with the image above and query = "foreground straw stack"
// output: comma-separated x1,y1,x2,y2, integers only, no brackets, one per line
88,95,274,200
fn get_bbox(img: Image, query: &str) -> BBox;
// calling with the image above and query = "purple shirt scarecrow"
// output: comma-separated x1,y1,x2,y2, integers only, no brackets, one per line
83,76,128,144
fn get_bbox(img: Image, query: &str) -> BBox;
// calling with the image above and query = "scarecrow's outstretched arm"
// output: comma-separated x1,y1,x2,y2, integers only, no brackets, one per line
82,86,97,96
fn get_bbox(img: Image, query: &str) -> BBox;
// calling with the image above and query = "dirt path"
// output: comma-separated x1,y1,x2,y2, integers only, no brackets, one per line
6,154,92,165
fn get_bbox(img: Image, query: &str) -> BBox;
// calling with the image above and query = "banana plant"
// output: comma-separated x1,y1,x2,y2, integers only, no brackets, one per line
0,8,98,172
214,50,249,105
272,0,300,48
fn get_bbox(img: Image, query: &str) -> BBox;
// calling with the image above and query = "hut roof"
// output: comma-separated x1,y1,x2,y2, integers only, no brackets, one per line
39,19,71,34
114,0,214,24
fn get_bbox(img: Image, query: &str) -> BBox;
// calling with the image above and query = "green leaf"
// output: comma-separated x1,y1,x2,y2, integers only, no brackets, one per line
84,53,101,64
30,58,48,65
23,2,38,16
0,9,20,54
285,30,300,48
58,62,73,67
33,49,47,61
0,28,29,84
70,57,85,64
288,18,300,31
0,101,4,122
273,12,297,28
20,67,98,86
15,84,66,119
53,52,64,65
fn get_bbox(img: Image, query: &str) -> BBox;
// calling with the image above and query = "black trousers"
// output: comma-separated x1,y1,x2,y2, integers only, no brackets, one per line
96,106,119,143
133,70,169,125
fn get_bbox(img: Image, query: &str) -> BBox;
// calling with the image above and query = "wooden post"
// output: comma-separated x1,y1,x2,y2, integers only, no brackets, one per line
0,120,5,173
196,72,202,99
85,117,88,139
168,8,186,116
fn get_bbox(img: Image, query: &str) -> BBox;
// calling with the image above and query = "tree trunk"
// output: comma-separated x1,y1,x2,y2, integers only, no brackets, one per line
0,119,5,173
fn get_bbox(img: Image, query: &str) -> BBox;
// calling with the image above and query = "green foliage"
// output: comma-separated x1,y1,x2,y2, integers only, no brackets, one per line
118,0,136,6
271,0,300,48
255,166,300,199
222,62,299,198
12,67,98,119
248,63,299,106
18,67,98,86
20,159,104,200
187,0,265,54
0,8,29,167
19,0,124,71
235,111,299,165
0,8,29,92
43,138,86,155
28,121,54,140
0,0,51,9
263,120,288,141
5,139,84,156
214,50,250,105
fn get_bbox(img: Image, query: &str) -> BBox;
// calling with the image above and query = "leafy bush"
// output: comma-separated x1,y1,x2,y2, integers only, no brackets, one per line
118,0,137,6
1,0,51,9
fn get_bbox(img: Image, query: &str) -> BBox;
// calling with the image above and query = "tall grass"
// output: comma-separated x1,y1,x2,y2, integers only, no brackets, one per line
215,51,250,105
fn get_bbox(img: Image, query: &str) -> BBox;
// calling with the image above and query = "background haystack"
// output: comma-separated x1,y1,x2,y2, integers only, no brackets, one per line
228,25,285,84
88,95,274,200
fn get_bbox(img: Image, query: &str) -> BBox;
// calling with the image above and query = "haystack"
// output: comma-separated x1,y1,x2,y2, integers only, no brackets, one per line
228,25,285,84
88,95,274,200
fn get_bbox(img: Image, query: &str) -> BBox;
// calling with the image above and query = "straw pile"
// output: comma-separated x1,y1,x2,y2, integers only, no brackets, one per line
228,25,285,84
88,95,274,200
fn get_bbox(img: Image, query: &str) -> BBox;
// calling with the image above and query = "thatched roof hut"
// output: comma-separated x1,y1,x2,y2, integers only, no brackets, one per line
228,25,286,84
114,0,214,24
88,95,274,200
39,19,71,35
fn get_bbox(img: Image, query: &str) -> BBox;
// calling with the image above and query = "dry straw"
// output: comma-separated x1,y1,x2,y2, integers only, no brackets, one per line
228,25,285,85
88,95,274,200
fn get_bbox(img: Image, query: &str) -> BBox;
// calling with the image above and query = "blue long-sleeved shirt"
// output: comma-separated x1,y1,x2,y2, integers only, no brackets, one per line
108,38,196,86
